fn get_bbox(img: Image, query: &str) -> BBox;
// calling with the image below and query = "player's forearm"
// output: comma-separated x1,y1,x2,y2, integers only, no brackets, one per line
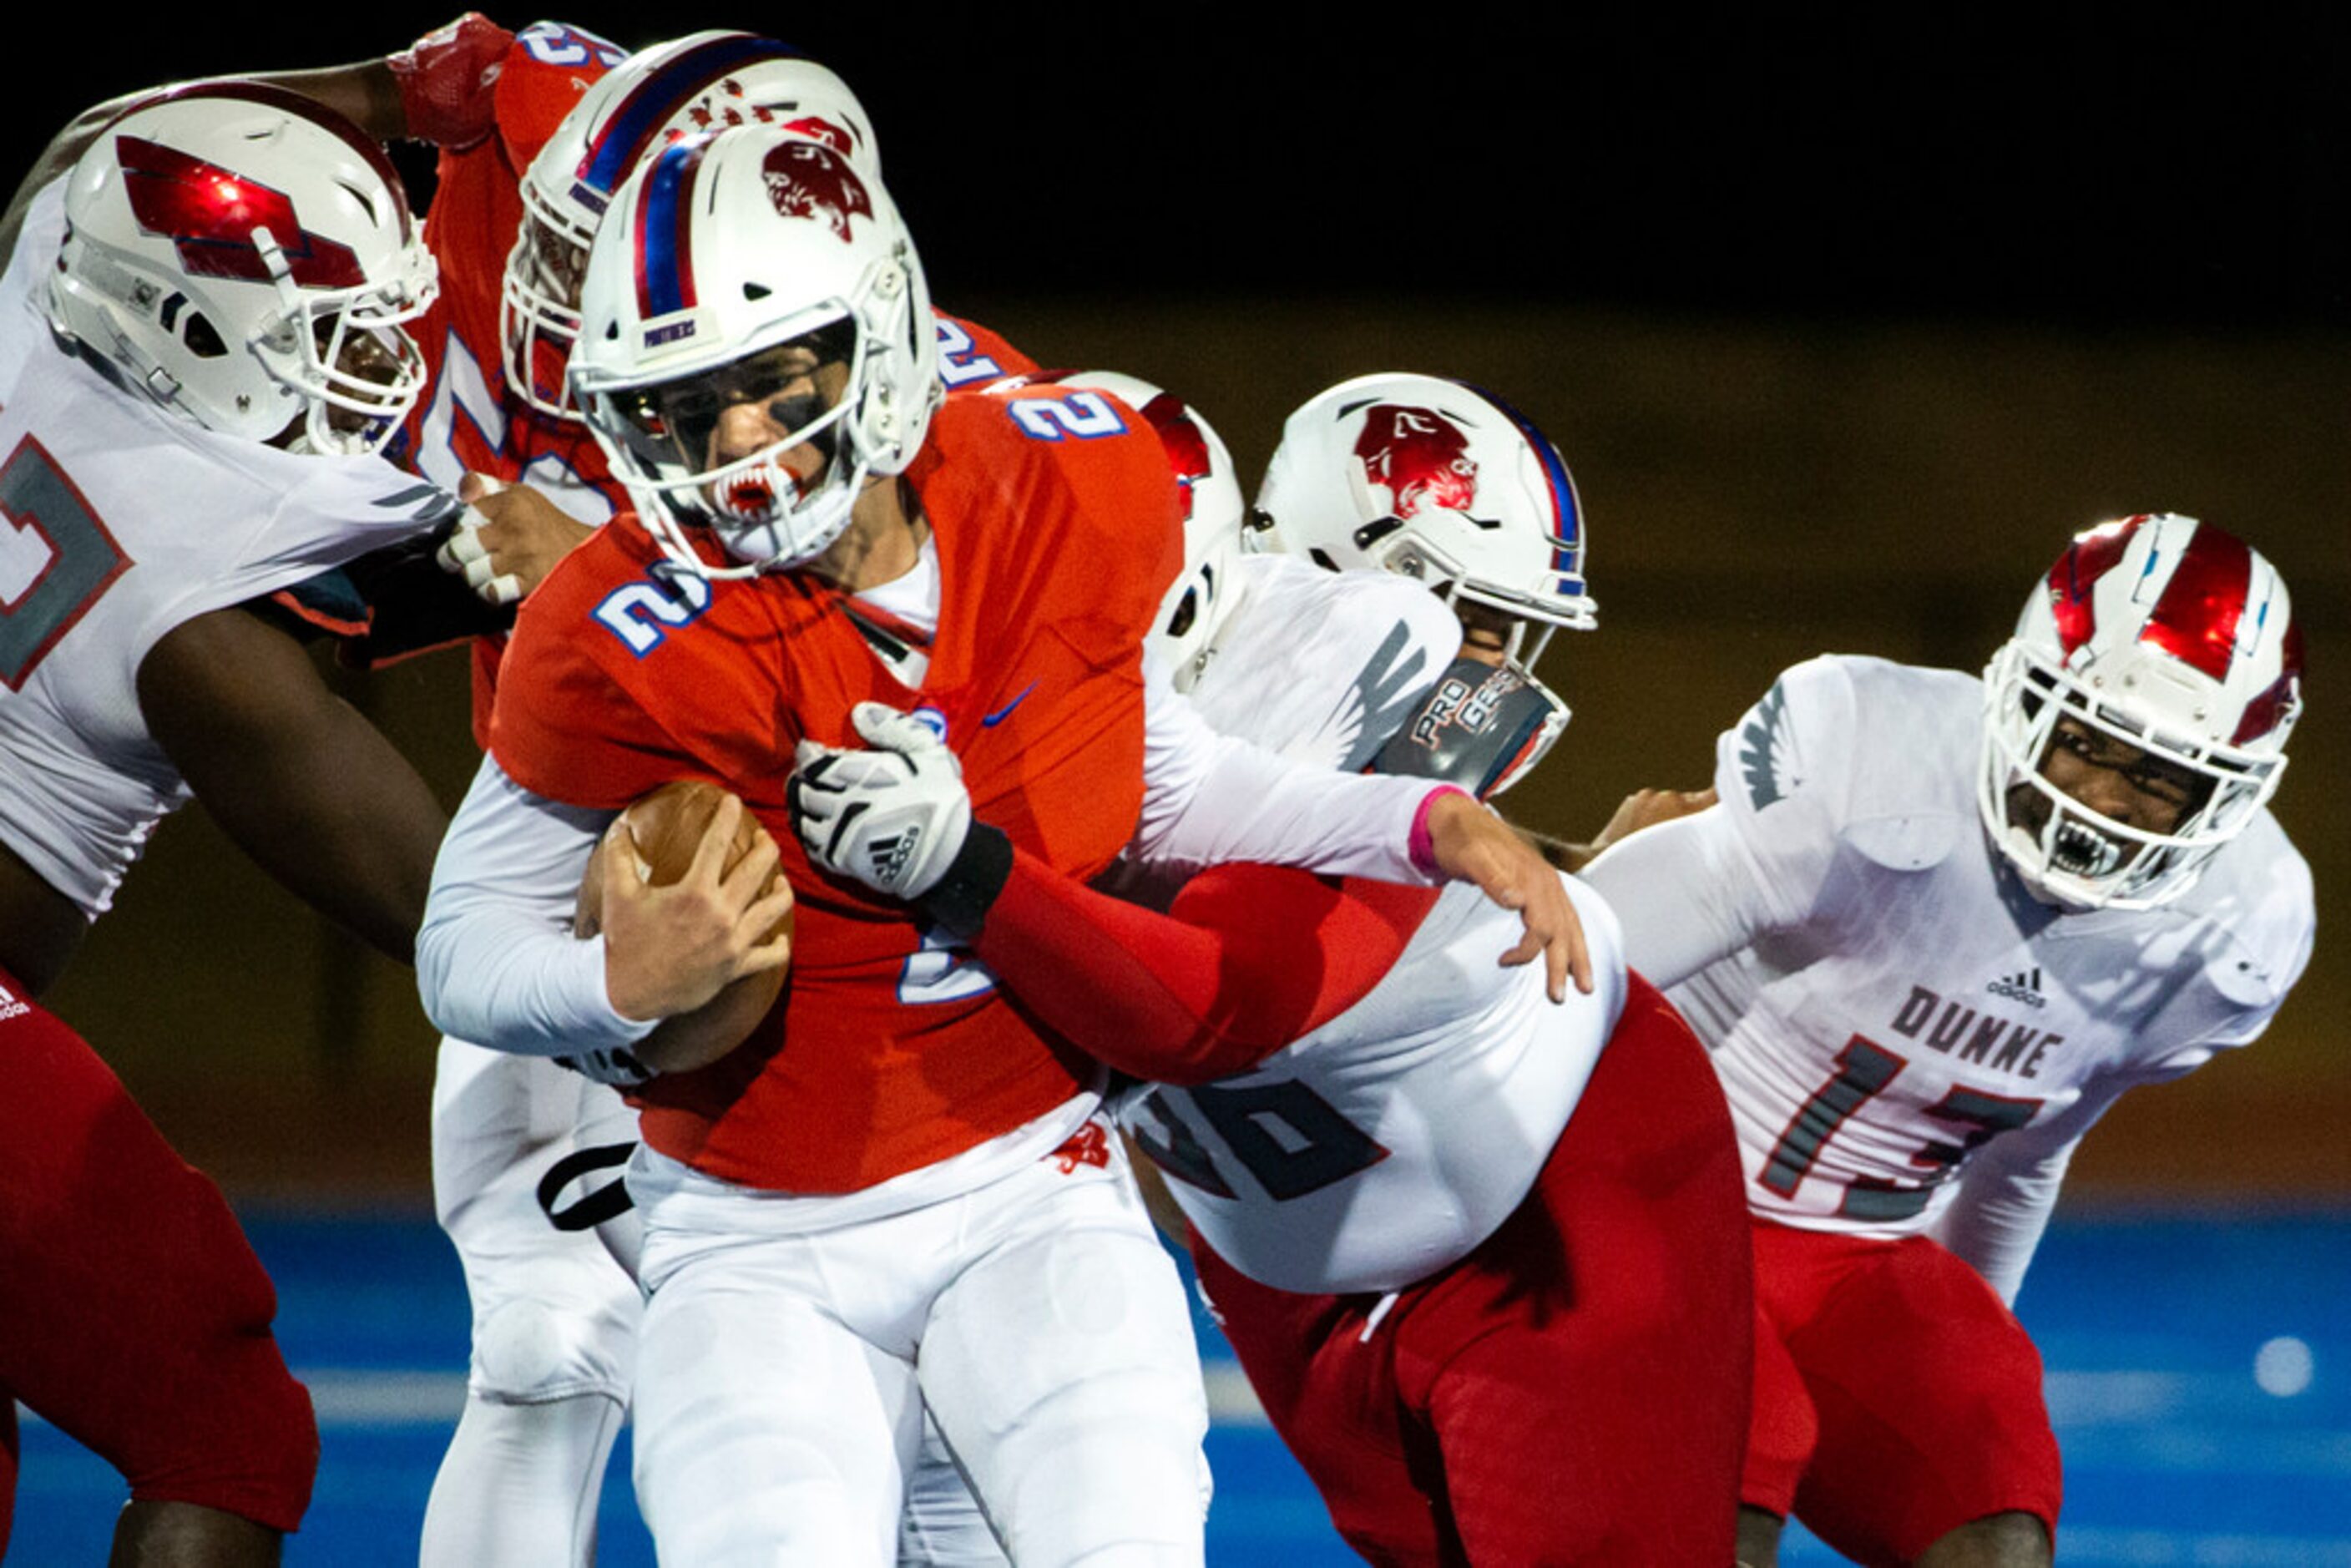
1133,671,1438,884
1578,805,1768,989
935,838,1408,1085
417,757,649,1056
1930,1142,2076,1306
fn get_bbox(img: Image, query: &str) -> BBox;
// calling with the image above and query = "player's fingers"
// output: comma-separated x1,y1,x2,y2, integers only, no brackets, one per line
741,896,796,972
688,795,745,885
600,819,650,906
437,513,490,574
723,822,783,902
457,470,506,505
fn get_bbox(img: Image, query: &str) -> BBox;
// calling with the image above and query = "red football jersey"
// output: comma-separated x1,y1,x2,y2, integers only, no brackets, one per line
491,387,1182,1191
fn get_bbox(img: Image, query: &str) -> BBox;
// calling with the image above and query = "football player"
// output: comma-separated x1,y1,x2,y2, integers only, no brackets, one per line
416,119,1587,1565
1578,513,2312,1567
389,31,1051,1565
0,84,453,1563
790,379,1755,1564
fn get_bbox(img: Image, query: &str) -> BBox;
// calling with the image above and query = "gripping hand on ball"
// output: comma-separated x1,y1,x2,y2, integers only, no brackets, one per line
791,703,973,901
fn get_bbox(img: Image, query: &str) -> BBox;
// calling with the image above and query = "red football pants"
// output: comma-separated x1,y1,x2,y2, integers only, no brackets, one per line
1743,1219,2062,1566
0,973,317,1550
1195,974,1752,1565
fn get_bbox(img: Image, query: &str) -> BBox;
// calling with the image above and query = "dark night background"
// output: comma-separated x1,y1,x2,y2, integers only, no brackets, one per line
9,12,2351,326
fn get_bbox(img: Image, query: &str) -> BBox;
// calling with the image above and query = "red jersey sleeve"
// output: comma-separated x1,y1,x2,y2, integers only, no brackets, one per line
973,853,1439,1085
486,519,723,808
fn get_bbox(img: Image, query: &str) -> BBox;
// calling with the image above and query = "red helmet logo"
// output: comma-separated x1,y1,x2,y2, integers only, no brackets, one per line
760,139,872,242
777,114,859,159
117,134,363,289
1355,404,1478,518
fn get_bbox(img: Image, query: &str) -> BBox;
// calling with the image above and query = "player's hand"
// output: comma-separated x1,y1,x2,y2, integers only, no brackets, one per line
788,702,972,900
387,13,514,149
596,796,794,1023
1422,789,1593,1002
1590,787,1717,857
437,474,594,606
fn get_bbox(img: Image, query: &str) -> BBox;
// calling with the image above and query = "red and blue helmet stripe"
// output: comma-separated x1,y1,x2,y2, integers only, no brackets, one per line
631,136,711,320
1465,381,1586,593
578,34,806,211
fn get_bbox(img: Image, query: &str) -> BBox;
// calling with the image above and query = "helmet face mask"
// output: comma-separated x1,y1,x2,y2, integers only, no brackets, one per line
597,321,866,567
1977,513,2300,910
570,125,937,579
47,83,436,455
504,32,877,422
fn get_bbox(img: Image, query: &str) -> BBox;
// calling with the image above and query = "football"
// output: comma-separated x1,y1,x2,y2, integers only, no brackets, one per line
576,779,794,1075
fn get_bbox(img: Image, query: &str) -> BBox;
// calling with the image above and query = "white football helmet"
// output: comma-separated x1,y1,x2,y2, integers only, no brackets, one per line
1017,370,1244,691
569,124,938,578
46,83,435,454
1257,372,1597,655
1979,513,2303,910
1257,373,1591,787
505,32,877,420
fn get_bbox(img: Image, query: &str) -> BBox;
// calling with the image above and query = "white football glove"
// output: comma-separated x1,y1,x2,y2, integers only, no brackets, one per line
790,701,973,900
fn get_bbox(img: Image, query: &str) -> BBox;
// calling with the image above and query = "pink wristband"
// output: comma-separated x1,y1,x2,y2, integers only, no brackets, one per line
1408,786,1473,875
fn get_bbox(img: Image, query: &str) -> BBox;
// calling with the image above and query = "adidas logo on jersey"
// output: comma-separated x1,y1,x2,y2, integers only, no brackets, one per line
1984,968,2047,1009
0,981,26,1023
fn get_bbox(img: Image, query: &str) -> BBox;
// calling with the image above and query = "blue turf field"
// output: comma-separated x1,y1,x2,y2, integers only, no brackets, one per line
14,1208,2349,1564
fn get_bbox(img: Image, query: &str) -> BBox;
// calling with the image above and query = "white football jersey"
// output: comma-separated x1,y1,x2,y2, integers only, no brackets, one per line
0,181,458,917
1119,551,1628,1294
1128,876,1625,1294
1612,655,2313,1251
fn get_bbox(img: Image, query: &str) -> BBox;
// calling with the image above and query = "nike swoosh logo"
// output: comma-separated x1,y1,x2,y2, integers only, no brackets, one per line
983,681,1039,727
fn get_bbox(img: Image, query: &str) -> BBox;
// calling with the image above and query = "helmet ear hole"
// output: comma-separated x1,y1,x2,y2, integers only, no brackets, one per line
181,313,226,358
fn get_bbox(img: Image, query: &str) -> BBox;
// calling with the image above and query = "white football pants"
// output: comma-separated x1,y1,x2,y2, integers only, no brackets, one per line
633,1125,1210,1567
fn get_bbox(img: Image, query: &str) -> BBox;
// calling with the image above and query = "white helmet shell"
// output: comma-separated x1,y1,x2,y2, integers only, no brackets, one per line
505,32,877,419
570,123,938,577
1979,513,2302,909
1255,372,1595,640
46,83,436,454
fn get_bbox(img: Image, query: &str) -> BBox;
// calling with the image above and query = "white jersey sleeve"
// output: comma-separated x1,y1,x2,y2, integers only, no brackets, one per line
1130,650,1444,889
416,754,649,1057
1581,654,1870,986
0,179,460,917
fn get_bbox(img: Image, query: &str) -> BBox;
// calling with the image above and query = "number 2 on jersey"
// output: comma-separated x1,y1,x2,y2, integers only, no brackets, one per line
1762,1032,2044,1222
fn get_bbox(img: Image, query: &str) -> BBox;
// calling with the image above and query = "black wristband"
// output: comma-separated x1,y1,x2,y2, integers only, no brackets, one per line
920,822,1014,938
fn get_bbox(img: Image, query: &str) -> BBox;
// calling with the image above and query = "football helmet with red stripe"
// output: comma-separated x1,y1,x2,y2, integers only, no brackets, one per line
569,123,935,577
1256,373,1591,792
45,83,435,454
1979,513,2303,908
1254,372,1596,647
504,31,874,421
